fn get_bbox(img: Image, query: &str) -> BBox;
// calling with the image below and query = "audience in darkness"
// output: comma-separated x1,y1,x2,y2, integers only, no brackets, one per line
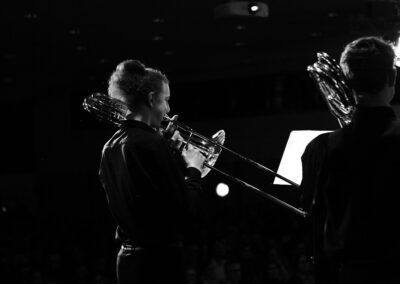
1,193,316,284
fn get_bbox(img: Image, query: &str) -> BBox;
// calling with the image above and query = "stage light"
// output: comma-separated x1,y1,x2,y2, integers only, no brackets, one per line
214,1,269,18
216,183,229,197
248,3,260,14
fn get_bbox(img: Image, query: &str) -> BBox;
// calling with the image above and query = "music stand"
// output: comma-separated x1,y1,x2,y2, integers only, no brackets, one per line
274,130,332,186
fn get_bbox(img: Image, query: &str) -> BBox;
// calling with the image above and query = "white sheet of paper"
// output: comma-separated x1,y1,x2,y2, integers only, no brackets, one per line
273,130,332,185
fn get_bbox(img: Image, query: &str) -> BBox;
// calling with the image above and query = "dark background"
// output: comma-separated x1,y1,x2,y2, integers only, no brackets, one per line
2,0,400,283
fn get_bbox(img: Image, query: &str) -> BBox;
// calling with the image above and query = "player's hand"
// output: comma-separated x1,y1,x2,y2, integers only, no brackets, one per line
181,144,206,171
170,130,184,151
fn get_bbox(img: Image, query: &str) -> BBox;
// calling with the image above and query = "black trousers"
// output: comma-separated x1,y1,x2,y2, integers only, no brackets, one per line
116,245,185,284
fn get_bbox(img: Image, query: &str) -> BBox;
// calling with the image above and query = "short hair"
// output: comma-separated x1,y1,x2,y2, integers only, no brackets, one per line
108,59,169,107
340,36,396,95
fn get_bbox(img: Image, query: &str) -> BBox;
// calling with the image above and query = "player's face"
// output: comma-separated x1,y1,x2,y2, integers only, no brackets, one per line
150,81,170,128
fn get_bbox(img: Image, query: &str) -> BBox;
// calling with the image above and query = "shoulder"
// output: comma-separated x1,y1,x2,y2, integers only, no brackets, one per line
101,128,165,152
384,119,400,137
102,129,124,152
301,132,330,167
305,131,332,153
302,129,345,163
121,128,172,157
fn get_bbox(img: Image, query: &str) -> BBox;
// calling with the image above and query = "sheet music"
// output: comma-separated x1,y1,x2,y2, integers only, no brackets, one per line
274,130,332,185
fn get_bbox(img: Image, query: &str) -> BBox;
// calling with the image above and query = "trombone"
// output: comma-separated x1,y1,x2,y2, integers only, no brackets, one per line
83,93,307,218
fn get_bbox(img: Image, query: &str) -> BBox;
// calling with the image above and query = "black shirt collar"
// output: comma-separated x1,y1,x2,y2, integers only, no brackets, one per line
353,106,396,122
351,106,397,130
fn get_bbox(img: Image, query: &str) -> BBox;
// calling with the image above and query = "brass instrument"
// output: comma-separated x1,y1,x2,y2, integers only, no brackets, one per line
307,52,357,127
82,93,225,178
83,93,307,217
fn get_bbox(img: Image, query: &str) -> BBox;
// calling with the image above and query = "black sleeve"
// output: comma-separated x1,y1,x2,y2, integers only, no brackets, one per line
147,138,202,192
299,133,329,215
299,133,330,262
133,137,203,216
185,167,202,191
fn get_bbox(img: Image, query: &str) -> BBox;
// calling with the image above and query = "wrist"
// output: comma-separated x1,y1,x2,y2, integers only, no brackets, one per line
186,167,202,179
187,164,202,171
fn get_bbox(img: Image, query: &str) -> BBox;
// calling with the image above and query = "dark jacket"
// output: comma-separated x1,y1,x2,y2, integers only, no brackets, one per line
300,107,400,281
99,120,202,246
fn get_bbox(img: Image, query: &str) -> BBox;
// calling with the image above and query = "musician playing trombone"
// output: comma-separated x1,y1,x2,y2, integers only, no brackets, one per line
301,36,400,284
98,59,206,284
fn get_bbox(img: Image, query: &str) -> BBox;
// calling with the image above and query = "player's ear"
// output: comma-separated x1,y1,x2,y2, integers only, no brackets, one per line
146,92,155,107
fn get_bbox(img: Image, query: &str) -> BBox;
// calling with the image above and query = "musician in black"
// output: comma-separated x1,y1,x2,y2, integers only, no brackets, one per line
300,37,400,283
99,59,206,284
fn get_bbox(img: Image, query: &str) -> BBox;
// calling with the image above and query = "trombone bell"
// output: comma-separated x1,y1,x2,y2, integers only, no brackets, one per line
163,114,225,178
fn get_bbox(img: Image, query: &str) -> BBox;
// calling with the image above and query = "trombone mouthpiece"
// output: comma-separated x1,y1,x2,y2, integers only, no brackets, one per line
163,115,172,122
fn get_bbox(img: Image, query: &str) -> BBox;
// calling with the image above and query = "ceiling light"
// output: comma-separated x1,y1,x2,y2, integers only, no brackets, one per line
214,1,269,18
248,3,260,14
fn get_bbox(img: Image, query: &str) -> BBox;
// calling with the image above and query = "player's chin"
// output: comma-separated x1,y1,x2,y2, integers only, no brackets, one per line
153,119,163,129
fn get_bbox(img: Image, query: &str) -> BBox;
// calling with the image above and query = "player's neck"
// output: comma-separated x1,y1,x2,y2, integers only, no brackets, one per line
357,86,393,108
126,108,152,126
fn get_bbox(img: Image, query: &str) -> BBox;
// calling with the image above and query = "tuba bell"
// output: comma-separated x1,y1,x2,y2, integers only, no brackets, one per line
307,52,358,127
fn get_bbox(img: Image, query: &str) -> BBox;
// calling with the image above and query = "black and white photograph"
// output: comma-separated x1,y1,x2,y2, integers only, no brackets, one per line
2,1,400,283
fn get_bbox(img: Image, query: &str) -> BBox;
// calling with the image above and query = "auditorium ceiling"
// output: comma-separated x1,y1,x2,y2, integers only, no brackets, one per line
4,0,400,84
